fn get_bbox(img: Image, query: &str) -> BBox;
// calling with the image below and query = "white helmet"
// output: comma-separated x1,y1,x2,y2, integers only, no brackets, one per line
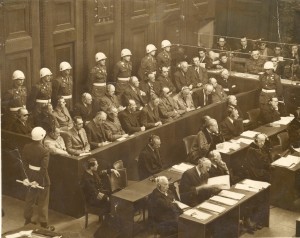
95,52,107,62
31,127,46,141
161,40,171,48
264,61,274,70
60,61,72,71
12,70,25,80
121,49,132,57
146,44,157,53
40,68,52,78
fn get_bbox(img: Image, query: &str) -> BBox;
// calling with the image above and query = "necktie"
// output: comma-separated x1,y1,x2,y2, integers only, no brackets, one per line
77,131,85,147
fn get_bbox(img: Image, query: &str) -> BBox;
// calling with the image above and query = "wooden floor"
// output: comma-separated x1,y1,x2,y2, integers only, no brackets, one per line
1,195,299,237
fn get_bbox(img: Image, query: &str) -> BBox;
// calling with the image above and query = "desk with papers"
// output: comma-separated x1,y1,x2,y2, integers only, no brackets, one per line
178,180,270,238
270,153,300,211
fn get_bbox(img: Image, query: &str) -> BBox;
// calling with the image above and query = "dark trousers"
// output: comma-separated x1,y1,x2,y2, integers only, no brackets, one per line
24,186,50,223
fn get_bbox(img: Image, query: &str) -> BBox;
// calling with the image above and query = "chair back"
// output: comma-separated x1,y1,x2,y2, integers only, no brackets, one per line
183,135,197,155
247,108,261,122
113,160,124,170
109,168,128,193
277,132,289,151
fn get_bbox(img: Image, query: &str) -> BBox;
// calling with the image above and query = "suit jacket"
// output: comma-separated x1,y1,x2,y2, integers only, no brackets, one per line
173,70,192,92
217,77,238,95
173,93,195,111
158,96,182,121
85,120,108,149
193,89,212,108
209,162,230,178
211,84,227,103
122,85,146,108
274,62,285,78
103,118,125,141
139,81,158,103
179,167,210,207
66,127,90,156
138,144,163,180
118,109,141,134
98,93,121,113
73,102,94,124
156,75,176,94
287,118,300,144
22,141,50,187
199,56,212,69
188,66,208,87
261,105,281,124
11,119,32,135
220,117,244,141
140,104,161,129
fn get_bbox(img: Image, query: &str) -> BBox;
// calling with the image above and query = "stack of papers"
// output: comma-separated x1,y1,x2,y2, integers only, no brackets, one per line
174,201,189,210
79,152,91,156
219,190,245,200
216,142,241,153
242,179,270,189
207,175,230,189
233,138,254,145
184,208,212,220
272,155,300,168
197,201,226,213
5,230,33,238
272,116,294,126
241,130,258,138
171,163,194,173
116,137,127,142
235,183,259,192
210,195,238,206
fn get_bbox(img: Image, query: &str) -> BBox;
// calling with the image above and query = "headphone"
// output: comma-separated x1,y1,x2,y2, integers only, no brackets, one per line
254,133,267,142
149,134,157,144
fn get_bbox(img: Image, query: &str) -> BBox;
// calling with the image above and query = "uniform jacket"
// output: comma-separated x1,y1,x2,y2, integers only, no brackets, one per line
3,86,27,110
118,109,141,134
113,60,132,82
52,75,73,100
220,117,244,141
157,51,171,69
138,144,163,180
27,82,52,111
138,55,157,80
259,73,283,99
66,127,90,155
245,58,265,74
139,104,161,129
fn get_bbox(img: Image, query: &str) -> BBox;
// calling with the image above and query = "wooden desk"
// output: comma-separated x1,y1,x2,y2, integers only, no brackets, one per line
111,169,183,238
270,154,300,211
178,187,270,238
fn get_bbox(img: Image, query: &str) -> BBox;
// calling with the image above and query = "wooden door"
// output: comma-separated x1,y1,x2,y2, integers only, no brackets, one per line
1,0,40,95
40,0,83,102
85,0,122,84
122,0,156,76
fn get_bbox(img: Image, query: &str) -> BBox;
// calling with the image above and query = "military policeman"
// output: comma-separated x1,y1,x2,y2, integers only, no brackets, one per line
157,40,172,71
89,52,108,102
52,62,73,110
21,127,55,231
2,70,28,129
259,61,283,111
113,48,133,96
138,44,157,81
28,68,53,115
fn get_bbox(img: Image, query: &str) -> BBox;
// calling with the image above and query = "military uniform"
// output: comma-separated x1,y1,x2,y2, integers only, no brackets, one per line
28,82,52,114
52,76,73,110
89,65,107,101
157,51,171,70
259,72,283,110
138,55,157,81
113,60,132,95
245,58,265,74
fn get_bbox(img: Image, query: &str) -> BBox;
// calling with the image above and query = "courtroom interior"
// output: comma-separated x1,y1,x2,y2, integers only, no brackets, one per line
2,0,300,237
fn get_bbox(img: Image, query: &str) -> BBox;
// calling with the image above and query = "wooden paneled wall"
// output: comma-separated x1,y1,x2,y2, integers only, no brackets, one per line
1,0,273,100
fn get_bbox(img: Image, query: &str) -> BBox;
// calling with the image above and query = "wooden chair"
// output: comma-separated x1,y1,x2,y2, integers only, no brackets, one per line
182,135,197,155
109,168,128,193
113,160,124,170
272,132,290,160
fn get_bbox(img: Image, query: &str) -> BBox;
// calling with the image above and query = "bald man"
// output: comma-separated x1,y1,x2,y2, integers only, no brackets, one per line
73,92,95,125
173,86,196,112
99,84,124,113
173,61,193,92
11,108,32,135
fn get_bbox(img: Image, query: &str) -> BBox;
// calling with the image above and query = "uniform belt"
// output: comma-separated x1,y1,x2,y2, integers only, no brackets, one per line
93,83,106,86
10,107,23,112
262,89,275,93
36,99,51,103
29,164,41,171
62,95,72,99
118,77,130,81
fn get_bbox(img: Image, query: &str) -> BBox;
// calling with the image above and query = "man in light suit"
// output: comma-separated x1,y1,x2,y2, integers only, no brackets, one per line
66,116,90,156
173,86,196,112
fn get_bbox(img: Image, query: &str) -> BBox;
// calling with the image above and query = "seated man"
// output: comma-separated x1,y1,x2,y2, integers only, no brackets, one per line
207,150,229,177
156,66,176,95
81,158,119,212
218,69,238,95
209,77,227,103
287,108,300,144
149,176,183,237
52,97,73,132
158,87,184,123
73,92,95,125
216,53,230,70
272,57,285,78
86,111,111,149
173,86,196,112
35,103,59,133
173,61,193,92
99,84,124,113
140,95,163,129
220,107,244,141
187,118,224,165
187,56,208,88
245,133,272,182
193,84,213,108
44,127,69,156
138,135,163,180
10,108,32,135
245,50,265,74
179,158,221,207
261,97,287,124
122,76,146,109
139,70,159,102
66,116,90,156
103,107,128,142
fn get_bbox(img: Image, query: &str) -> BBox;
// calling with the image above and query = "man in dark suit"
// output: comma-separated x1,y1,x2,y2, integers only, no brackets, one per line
138,135,163,180
288,108,300,144
188,56,209,88
235,37,252,58
271,57,285,78
118,99,145,134
193,84,213,108
21,127,55,230
220,107,244,141
98,84,124,113
10,108,32,135
149,176,182,236
156,66,176,94
179,158,221,207
140,96,162,129
139,71,159,103
187,118,224,164
173,61,193,92
85,111,111,149
261,97,287,124
73,92,95,125
198,48,212,69
122,76,146,109
218,69,238,95
66,116,91,156
208,150,230,178
213,37,231,53
209,77,227,103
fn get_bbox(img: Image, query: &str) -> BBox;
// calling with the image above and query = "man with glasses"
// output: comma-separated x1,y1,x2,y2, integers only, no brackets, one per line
11,108,32,135
66,116,90,156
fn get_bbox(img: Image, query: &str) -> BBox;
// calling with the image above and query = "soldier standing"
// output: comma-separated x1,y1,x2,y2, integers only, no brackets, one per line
157,40,172,71
138,44,157,81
